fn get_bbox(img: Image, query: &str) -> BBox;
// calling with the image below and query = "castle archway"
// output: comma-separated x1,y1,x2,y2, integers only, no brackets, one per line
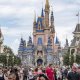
37,59,43,66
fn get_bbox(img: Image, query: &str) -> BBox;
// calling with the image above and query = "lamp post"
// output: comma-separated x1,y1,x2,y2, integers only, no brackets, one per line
73,49,77,63
69,49,71,67
12,56,14,66
7,53,9,67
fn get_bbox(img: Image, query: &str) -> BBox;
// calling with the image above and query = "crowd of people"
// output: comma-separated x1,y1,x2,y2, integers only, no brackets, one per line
0,63,80,80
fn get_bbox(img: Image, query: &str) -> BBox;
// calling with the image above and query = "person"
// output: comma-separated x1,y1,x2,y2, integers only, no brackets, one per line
8,73,16,80
28,68,33,80
32,74,49,80
38,74,49,80
77,66,80,80
33,67,38,76
23,67,28,80
4,67,8,80
67,65,80,80
45,64,55,80
0,67,5,80
14,68,19,80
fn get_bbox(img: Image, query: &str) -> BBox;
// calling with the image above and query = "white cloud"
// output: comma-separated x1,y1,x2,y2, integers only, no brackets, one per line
2,26,32,37
10,38,20,54
0,5,34,17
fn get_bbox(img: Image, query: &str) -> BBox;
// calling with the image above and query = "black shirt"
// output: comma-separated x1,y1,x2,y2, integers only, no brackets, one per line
67,71,80,80
0,75,4,80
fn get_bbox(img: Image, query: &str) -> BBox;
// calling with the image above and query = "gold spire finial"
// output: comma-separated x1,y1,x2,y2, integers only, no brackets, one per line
45,0,49,8
46,0,49,5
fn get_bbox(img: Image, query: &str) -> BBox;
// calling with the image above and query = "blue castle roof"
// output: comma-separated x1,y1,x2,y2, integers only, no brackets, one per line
28,36,32,44
48,37,51,45
36,17,43,28
18,38,26,51
41,8,44,17
55,36,59,44
36,17,44,32
46,37,52,53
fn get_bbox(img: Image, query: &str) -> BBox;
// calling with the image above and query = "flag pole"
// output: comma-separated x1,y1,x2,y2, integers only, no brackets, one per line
78,12,79,24
76,12,79,24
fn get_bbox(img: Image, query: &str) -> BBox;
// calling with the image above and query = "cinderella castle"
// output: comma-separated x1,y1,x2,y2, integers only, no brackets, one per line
18,0,62,66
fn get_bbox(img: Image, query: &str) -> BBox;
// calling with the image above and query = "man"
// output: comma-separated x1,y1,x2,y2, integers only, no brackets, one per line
45,64,55,80
0,67,4,80
67,65,80,80
77,66,80,80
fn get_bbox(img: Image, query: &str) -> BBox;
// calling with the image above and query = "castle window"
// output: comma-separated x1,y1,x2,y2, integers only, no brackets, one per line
37,38,43,45
38,21,42,30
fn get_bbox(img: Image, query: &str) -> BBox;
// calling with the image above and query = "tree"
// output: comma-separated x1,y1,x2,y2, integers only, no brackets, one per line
0,55,7,66
14,56,21,65
3,45,14,55
63,52,80,66
0,45,21,66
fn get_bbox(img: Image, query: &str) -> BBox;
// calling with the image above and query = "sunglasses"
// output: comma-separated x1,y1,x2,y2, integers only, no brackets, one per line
8,78,13,80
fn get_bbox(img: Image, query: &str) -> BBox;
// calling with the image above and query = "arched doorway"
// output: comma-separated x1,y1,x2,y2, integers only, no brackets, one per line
37,59,43,66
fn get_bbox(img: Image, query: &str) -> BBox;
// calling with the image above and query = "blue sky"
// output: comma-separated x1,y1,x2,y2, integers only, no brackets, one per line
0,0,80,54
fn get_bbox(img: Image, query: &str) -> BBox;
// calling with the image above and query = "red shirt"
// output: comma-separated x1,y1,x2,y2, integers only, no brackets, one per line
46,67,55,80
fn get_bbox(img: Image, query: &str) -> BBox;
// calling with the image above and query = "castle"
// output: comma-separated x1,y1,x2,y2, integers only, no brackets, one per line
18,0,62,66
0,28,4,54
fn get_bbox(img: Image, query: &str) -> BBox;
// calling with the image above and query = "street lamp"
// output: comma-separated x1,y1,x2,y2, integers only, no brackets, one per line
73,49,77,63
69,49,72,67
7,53,9,67
12,56,14,66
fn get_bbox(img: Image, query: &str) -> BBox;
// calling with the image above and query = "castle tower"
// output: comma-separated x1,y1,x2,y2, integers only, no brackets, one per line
44,0,50,46
65,38,69,48
45,0,50,27
33,12,36,45
70,24,80,54
63,38,69,54
0,28,4,53
18,38,25,59
46,37,53,64
55,36,60,53
33,8,45,45
50,10,55,50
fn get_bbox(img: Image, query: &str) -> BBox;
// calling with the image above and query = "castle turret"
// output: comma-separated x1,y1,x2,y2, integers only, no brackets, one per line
63,38,69,54
41,8,44,17
46,37,53,64
0,28,4,53
70,24,80,54
50,10,55,50
65,38,69,47
33,12,36,33
27,36,33,46
55,36,60,45
18,38,25,59
0,28,4,44
45,0,50,27
50,11,55,33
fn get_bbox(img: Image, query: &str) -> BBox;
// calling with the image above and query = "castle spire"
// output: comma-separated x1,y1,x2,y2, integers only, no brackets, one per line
41,8,44,17
50,7,55,33
45,0,49,9
45,0,50,27
0,28,4,42
0,28,3,38
51,11,54,25
55,36,59,45
34,11,36,23
65,38,69,47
